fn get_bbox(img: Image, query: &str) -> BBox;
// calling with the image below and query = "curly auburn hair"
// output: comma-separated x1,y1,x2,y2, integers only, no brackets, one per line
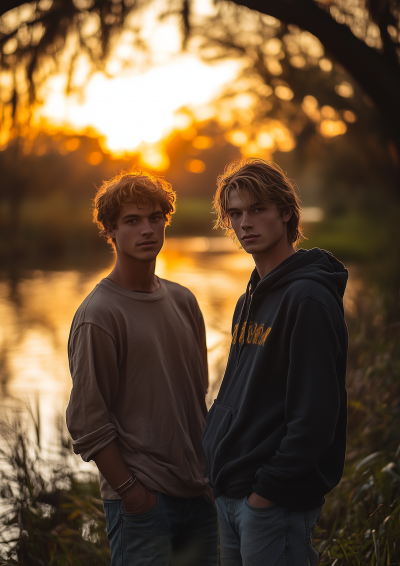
213,158,304,247
93,170,176,247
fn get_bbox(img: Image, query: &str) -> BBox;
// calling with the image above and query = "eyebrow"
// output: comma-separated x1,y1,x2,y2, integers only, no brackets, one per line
121,214,140,220
226,202,262,213
121,211,163,220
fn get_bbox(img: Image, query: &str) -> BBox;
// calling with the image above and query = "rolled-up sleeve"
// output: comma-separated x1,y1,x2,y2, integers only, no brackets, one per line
66,323,119,461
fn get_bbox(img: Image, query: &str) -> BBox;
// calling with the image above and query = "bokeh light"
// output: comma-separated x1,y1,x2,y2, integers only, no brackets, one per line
185,159,206,173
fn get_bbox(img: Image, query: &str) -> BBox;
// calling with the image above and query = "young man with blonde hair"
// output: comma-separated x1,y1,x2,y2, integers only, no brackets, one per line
202,158,348,566
66,171,217,566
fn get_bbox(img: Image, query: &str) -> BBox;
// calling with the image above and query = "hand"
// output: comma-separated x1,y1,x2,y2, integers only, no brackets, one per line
204,485,215,505
122,481,158,514
248,492,275,508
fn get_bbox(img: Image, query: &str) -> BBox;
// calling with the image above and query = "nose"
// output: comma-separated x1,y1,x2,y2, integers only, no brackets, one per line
240,212,253,231
141,219,154,236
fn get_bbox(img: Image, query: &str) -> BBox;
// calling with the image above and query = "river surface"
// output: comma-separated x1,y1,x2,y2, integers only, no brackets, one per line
0,238,358,471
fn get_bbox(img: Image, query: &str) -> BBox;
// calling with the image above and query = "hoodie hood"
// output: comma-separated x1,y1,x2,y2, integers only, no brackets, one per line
251,248,348,307
235,248,348,360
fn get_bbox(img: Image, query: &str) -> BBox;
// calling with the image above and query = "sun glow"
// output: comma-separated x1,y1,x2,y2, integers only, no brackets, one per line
38,55,239,155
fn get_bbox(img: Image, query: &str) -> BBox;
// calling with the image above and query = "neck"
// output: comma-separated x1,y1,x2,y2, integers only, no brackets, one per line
107,254,158,293
252,241,296,280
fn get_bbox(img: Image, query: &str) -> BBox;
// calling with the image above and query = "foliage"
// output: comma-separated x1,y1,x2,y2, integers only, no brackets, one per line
223,0,400,166
192,5,374,147
0,0,135,116
0,125,238,266
318,458,400,565
188,1,400,203
1,0,400,143
0,413,109,565
315,286,400,565
0,0,186,135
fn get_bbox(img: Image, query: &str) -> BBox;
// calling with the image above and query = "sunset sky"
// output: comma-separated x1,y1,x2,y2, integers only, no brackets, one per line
2,0,351,171
37,0,240,155
39,56,239,154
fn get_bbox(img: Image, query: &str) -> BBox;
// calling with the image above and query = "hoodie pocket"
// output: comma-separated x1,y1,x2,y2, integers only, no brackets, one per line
202,401,235,485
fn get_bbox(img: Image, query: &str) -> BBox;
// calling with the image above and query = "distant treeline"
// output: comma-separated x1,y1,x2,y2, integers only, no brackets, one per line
0,117,398,272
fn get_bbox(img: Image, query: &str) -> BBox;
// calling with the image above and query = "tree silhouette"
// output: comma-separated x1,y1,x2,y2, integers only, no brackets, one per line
190,3,396,185
228,0,400,151
1,0,399,170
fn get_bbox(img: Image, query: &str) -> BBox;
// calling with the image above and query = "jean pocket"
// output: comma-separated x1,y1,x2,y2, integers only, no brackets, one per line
122,492,160,518
305,506,322,536
103,500,123,535
245,497,277,512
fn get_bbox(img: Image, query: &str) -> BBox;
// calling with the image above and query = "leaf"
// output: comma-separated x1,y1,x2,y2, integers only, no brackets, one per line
355,452,382,472
66,509,81,522
351,477,374,503
381,463,400,482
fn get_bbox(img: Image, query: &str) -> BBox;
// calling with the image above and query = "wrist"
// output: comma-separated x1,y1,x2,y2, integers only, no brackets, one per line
120,480,138,499
121,481,154,512
114,475,137,497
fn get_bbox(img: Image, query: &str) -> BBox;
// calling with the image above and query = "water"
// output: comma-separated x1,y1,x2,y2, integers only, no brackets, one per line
0,238,357,466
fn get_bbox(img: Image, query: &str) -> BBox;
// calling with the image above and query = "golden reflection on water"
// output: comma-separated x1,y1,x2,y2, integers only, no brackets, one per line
156,245,255,405
0,240,253,444
0,239,356,451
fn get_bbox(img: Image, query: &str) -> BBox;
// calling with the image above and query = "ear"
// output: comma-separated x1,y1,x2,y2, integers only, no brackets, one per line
105,224,116,240
282,208,293,223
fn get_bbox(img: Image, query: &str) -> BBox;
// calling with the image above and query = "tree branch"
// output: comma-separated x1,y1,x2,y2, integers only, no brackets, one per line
0,0,29,20
230,0,400,141
0,10,55,47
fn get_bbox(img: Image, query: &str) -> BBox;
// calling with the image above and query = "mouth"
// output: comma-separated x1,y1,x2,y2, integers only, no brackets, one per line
137,240,157,248
241,234,259,242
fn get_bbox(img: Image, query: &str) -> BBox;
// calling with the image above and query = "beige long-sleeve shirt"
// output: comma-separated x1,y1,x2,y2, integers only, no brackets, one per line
66,277,208,500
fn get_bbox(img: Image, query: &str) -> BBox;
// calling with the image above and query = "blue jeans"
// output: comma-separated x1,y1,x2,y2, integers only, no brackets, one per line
215,495,322,566
103,492,218,566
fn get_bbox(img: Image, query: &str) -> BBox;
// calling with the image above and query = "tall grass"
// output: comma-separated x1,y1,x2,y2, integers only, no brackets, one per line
316,289,400,565
0,412,109,565
0,289,399,565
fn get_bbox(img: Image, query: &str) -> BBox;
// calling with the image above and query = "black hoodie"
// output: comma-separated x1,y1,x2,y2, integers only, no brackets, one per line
201,248,348,511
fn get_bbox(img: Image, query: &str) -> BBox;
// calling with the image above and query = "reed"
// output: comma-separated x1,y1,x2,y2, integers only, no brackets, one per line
0,412,109,565
316,289,400,565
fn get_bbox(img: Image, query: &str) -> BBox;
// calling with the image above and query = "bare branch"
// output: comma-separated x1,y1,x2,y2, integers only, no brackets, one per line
229,0,400,144
0,0,27,20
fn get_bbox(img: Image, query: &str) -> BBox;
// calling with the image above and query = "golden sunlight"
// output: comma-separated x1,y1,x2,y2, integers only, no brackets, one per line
185,159,206,173
140,145,170,171
39,56,239,155
319,119,347,138
229,119,296,157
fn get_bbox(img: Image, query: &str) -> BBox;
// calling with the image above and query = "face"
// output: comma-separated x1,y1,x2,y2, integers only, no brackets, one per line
108,201,166,262
226,188,292,256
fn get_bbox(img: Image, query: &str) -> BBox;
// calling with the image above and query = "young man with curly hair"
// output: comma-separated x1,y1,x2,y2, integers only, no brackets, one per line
201,158,348,566
66,171,217,566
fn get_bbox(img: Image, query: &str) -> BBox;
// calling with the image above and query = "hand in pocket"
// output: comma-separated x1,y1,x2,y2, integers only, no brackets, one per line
122,481,158,514
248,492,275,508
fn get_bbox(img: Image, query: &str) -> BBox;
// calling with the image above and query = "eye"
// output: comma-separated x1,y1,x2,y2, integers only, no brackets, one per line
151,215,163,222
229,211,241,218
254,207,265,213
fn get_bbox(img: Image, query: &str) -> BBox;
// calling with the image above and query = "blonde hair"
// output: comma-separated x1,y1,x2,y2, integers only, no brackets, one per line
213,158,304,246
93,170,176,247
